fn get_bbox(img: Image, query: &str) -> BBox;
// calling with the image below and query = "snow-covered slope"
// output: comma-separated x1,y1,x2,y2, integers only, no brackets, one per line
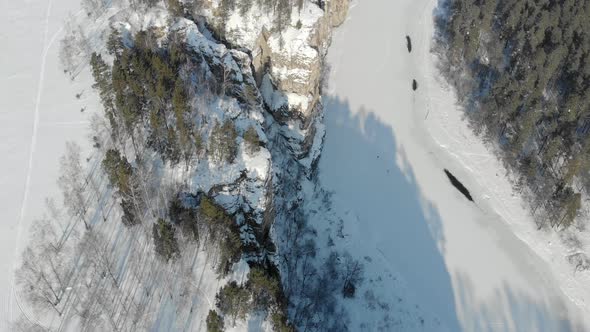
0,0,98,329
318,0,590,330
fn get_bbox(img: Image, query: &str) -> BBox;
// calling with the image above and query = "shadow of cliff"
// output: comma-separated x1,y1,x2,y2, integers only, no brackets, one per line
319,95,458,330
318,95,585,331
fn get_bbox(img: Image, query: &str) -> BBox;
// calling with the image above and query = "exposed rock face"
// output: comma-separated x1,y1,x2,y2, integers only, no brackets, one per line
251,28,272,86
328,0,350,27
164,19,275,234
198,5,349,261
204,1,348,127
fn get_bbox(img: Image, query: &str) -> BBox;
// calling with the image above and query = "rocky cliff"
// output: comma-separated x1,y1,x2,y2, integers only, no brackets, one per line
202,0,348,126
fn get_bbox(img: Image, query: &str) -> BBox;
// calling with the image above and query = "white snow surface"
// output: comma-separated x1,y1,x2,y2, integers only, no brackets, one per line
0,0,98,329
319,0,590,330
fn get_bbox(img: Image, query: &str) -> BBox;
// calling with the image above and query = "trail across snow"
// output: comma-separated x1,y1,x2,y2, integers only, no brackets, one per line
320,0,590,330
11,0,53,322
0,0,98,329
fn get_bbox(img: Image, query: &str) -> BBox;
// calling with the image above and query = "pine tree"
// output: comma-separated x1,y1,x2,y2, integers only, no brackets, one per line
90,53,114,111
216,281,250,326
90,52,119,136
121,198,140,226
210,120,238,163
217,229,242,275
106,29,124,56
169,196,198,241
172,77,193,166
166,0,185,17
557,191,581,229
243,125,261,154
199,196,231,241
152,219,180,261
206,310,224,332
270,311,295,332
246,267,280,309
102,149,134,196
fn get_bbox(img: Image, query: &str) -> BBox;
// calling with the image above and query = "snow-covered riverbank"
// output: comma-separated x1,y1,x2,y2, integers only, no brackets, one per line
320,0,590,330
0,0,97,329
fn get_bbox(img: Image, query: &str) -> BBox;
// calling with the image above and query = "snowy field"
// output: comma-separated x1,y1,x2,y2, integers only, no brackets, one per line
0,0,97,329
321,0,590,331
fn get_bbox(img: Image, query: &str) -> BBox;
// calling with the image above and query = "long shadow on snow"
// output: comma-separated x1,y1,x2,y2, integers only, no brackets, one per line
319,96,584,331
320,96,458,329
454,271,585,332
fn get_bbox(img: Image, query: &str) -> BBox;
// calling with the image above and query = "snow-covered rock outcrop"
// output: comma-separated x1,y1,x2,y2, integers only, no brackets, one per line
108,15,273,224
203,0,348,123
170,18,277,251
193,1,348,189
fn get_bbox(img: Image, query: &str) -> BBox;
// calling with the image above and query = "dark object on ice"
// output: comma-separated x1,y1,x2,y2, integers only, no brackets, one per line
444,169,473,202
412,80,418,91
343,280,356,298
406,35,412,52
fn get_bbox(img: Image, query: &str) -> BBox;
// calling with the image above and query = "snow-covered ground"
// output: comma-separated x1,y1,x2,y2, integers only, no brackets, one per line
320,0,590,330
5,0,590,330
0,0,97,329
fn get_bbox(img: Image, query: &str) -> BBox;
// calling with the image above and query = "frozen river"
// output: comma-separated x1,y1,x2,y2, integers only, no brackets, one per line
319,0,589,330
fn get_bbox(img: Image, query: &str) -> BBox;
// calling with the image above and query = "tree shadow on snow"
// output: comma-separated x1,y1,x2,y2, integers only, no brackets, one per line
319,96,585,331
454,271,585,332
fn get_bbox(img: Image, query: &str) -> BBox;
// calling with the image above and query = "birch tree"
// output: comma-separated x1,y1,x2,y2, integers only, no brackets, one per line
16,246,66,316
59,141,90,230
79,230,120,288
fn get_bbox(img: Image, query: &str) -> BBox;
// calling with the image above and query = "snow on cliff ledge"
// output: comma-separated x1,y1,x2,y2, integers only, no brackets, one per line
205,1,342,120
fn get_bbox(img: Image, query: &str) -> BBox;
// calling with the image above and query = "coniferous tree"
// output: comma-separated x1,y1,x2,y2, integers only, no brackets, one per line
102,149,134,197
216,281,250,326
121,198,140,226
206,310,225,332
169,195,198,241
166,0,185,16
210,120,238,163
246,266,280,309
243,125,261,154
152,218,180,261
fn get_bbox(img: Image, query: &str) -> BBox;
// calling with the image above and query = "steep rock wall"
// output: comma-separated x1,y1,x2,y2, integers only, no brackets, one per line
202,0,348,126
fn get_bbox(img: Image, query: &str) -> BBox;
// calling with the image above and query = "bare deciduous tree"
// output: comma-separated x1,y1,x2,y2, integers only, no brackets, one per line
59,141,90,230
81,0,107,19
10,316,46,332
16,245,66,316
340,252,364,298
60,17,92,78
79,230,119,288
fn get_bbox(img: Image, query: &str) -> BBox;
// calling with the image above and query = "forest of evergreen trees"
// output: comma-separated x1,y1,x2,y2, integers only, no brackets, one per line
437,0,590,229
